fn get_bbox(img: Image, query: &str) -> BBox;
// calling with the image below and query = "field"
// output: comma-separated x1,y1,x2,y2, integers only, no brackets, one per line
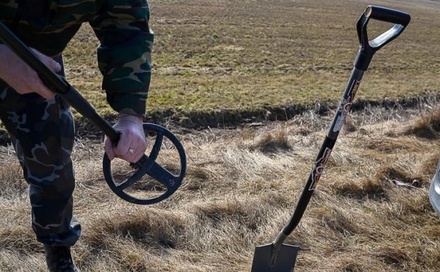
1,0,440,271
61,0,440,129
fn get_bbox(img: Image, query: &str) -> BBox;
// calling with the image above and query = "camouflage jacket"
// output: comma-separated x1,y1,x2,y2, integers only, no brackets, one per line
0,0,153,116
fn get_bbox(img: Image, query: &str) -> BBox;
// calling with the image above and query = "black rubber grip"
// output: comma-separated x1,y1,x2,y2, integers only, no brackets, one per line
365,5,411,26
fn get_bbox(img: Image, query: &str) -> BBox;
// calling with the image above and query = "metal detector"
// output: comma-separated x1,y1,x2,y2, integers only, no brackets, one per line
0,22,186,205
251,5,410,272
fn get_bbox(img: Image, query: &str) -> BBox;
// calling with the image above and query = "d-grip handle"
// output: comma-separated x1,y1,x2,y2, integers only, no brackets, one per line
355,5,411,70
366,5,411,25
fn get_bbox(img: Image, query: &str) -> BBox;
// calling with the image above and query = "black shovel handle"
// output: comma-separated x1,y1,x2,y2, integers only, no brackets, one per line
366,5,411,25
273,5,410,247
355,5,410,70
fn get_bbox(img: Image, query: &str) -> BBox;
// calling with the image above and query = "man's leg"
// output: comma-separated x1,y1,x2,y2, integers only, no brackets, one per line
0,89,80,244
0,86,80,270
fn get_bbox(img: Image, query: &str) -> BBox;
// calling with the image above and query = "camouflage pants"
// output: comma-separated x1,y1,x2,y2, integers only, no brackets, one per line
0,60,81,247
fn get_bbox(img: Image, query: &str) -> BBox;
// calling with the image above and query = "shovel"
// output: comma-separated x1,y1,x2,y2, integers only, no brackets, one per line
251,5,410,272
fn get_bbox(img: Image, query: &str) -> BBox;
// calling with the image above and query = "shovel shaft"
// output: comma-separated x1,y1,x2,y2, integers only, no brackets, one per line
274,4,411,243
277,67,364,241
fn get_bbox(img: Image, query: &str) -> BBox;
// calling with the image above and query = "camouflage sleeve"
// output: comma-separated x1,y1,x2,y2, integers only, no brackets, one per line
89,0,154,116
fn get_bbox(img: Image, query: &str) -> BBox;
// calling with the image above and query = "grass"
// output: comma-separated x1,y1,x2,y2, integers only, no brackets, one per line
2,104,440,271
1,0,440,271
62,0,440,128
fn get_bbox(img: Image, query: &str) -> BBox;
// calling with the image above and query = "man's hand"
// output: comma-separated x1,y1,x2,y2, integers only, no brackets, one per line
0,44,61,99
104,113,147,163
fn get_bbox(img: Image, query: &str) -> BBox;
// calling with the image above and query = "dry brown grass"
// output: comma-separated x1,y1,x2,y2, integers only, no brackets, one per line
1,104,440,271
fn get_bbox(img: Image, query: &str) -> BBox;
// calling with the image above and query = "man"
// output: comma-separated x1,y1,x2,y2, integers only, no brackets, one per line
0,0,153,271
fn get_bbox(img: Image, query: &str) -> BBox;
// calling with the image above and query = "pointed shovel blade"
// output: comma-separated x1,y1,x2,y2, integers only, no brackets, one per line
251,243,300,272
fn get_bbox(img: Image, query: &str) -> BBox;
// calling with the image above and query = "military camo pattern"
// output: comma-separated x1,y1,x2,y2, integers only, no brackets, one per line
0,0,153,116
0,86,81,246
0,0,153,247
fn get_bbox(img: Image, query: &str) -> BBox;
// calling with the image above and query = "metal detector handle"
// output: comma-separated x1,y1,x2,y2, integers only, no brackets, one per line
355,5,411,70
273,6,410,246
0,21,120,142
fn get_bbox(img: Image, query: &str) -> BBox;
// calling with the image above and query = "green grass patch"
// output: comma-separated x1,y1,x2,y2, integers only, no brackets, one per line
60,0,440,127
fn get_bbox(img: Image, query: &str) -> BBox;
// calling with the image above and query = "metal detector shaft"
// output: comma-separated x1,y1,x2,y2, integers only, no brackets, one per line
0,22,120,143
272,4,411,250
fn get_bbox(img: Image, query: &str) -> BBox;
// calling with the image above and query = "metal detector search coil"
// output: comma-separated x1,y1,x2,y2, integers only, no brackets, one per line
0,21,187,205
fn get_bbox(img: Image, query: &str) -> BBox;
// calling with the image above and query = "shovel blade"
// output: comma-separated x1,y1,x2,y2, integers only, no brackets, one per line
429,158,440,215
251,243,300,272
